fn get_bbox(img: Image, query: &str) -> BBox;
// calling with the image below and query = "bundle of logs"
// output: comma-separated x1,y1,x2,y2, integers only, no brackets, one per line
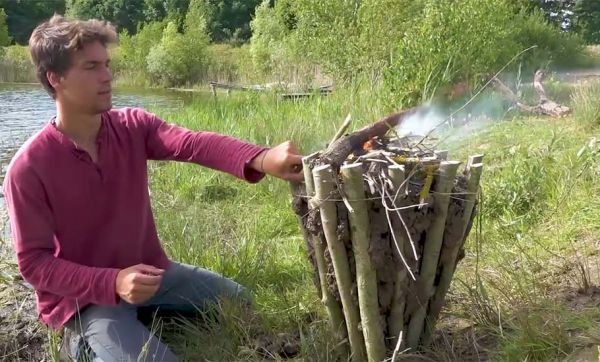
292,110,484,361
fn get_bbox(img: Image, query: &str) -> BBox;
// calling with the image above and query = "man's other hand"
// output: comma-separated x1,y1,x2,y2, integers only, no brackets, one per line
116,264,164,304
252,141,304,182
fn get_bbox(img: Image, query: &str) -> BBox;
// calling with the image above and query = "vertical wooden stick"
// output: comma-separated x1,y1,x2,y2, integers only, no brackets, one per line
405,161,460,350
302,153,320,196
314,164,367,361
302,154,347,347
434,150,448,161
465,154,484,172
329,113,353,147
387,165,409,348
422,163,483,345
341,163,386,362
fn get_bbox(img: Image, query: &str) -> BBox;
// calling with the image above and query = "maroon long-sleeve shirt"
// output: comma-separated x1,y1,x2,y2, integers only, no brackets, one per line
2,107,266,329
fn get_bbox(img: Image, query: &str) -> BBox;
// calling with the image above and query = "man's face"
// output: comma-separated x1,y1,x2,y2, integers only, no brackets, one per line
53,41,113,115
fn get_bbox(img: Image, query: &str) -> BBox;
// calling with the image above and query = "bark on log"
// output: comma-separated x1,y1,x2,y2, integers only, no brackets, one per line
387,165,409,349
313,164,367,361
319,108,421,170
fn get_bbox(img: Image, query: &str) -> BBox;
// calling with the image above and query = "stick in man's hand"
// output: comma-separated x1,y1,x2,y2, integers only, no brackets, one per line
252,141,304,182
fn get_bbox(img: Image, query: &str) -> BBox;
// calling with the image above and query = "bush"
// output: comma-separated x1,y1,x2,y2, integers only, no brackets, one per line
146,22,192,86
112,21,167,86
513,10,585,70
0,45,34,83
250,0,585,106
146,19,210,87
383,0,520,107
249,0,316,83
205,44,254,83
114,0,211,87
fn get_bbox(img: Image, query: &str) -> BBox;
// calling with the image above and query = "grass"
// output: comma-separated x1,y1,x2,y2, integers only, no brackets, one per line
144,84,600,360
0,80,599,360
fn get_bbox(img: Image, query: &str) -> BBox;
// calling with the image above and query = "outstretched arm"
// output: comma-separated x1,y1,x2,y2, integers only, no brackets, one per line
142,110,303,182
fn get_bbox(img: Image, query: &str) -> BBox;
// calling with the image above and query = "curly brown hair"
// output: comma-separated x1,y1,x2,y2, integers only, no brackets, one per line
29,15,117,98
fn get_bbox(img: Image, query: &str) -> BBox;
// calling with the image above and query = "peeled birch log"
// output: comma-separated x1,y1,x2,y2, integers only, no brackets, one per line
314,165,367,361
292,113,484,360
295,153,347,352
342,163,387,362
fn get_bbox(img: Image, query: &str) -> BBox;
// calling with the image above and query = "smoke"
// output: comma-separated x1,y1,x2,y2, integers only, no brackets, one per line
394,90,509,148
396,107,446,138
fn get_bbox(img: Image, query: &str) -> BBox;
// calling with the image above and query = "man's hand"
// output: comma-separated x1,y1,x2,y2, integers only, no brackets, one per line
252,141,304,182
116,264,164,304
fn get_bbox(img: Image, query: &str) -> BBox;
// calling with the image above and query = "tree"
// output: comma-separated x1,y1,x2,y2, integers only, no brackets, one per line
143,0,190,25
66,0,145,33
574,0,600,43
0,0,65,44
207,0,262,43
145,1,210,86
515,0,576,30
0,7,10,47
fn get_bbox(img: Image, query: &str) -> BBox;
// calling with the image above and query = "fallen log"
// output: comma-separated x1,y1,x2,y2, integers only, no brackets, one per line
492,69,571,117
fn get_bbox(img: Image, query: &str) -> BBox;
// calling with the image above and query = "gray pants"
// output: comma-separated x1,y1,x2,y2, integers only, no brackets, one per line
64,262,248,362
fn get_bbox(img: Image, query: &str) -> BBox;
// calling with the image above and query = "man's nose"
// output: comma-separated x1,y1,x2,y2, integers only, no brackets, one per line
101,64,113,83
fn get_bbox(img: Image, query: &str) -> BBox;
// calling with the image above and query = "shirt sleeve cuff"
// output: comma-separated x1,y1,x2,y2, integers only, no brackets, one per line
103,268,122,305
243,147,270,183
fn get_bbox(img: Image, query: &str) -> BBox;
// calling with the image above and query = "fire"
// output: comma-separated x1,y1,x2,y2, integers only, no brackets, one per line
363,137,375,151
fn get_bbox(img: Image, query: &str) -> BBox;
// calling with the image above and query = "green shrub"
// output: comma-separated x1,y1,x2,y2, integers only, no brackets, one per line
0,45,34,83
250,0,585,106
112,21,167,86
384,0,520,107
146,20,210,87
146,22,192,86
513,10,585,70
205,44,255,83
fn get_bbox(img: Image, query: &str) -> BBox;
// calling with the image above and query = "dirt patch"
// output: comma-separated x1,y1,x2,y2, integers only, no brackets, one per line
0,278,49,361
391,316,496,361
539,235,600,361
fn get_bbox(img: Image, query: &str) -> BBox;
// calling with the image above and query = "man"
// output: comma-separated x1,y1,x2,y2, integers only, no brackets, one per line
3,15,304,361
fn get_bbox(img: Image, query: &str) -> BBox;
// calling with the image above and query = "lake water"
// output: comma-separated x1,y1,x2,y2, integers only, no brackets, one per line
0,84,194,208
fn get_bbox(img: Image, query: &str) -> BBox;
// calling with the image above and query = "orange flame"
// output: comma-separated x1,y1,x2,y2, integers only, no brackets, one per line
363,137,375,151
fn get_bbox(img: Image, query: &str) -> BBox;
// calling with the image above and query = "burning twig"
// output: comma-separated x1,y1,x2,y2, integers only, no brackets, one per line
319,108,422,170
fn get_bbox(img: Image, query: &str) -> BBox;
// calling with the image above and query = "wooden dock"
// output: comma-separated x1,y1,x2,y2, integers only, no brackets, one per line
208,81,333,99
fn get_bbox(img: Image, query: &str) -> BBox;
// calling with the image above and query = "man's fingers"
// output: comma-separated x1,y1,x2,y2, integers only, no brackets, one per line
287,154,303,167
135,264,164,276
131,282,160,295
284,170,305,182
285,141,300,155
133,273,163,286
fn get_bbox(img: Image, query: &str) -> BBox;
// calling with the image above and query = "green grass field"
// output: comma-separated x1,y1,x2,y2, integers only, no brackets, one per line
137,83,600,360
0,80,599,361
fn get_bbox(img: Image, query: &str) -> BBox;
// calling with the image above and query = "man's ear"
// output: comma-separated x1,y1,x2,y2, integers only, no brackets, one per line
47,71,63,92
